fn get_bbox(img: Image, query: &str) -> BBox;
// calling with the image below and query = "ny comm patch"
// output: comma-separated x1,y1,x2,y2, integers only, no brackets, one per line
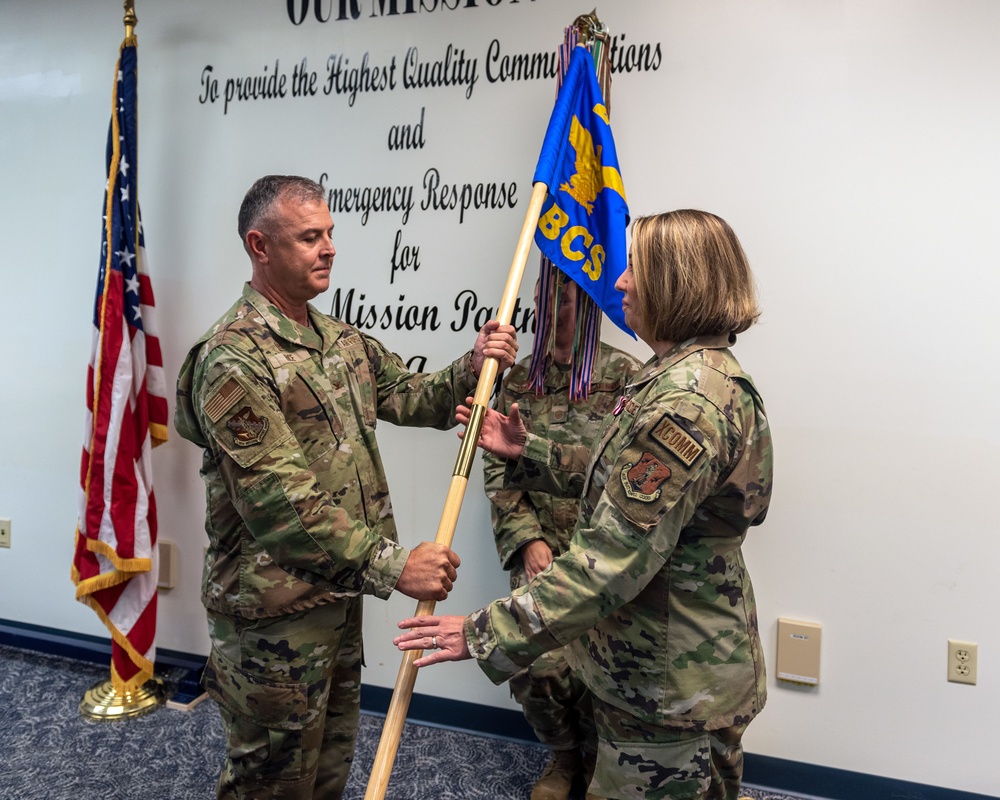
651,415,704,467
226,406,269,447
620,452,671,502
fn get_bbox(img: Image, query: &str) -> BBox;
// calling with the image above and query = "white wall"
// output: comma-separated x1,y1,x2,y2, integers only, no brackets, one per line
1,1,998,795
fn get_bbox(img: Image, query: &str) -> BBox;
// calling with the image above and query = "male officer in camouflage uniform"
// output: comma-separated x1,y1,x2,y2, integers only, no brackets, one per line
174,175,518,800
484,279,640,800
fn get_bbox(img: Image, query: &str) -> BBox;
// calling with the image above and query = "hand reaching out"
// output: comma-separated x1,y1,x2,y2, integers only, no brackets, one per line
394,614,471,667
455,398,527,461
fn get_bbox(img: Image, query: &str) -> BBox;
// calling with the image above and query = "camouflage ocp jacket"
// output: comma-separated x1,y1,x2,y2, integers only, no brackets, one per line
466,335,773,730
483,343,642,576
175,283,478,619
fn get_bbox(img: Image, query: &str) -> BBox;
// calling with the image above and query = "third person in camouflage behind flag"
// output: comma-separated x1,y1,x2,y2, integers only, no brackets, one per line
396,210,774,800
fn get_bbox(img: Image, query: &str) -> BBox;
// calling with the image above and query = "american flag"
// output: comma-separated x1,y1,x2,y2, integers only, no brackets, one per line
71,35,168,694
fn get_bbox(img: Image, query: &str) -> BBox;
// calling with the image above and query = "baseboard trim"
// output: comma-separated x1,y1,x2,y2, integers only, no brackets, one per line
0,618,535,742
0,618,204,672
2,619,994,800
742,754,997,800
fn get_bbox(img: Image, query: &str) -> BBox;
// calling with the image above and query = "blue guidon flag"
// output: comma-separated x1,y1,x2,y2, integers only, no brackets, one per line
532,45,632,336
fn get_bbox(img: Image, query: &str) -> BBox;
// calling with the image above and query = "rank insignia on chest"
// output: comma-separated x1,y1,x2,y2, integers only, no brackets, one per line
227,406,269,447
620,452,671,502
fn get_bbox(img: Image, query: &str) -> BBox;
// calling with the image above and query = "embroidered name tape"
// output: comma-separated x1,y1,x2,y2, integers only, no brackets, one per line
267,349,312,368
651,416,704,467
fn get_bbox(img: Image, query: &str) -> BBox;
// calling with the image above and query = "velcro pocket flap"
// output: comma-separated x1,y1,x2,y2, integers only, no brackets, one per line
202,649,308,730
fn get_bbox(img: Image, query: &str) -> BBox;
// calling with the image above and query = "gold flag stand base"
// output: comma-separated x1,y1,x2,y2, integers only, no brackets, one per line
79,677,166,721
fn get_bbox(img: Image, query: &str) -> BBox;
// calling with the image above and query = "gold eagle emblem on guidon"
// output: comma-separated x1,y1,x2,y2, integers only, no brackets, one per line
559,104,627,215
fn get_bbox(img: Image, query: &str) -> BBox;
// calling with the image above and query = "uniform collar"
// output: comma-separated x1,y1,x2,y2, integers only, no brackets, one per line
241,282,335,352
631,333,736,388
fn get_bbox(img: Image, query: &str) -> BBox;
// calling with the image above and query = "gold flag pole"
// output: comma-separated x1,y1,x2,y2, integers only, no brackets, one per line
363,180,549,799
364,13,613,793
79,0,165,723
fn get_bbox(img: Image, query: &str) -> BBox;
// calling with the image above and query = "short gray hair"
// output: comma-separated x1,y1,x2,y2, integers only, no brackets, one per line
237,175,325,241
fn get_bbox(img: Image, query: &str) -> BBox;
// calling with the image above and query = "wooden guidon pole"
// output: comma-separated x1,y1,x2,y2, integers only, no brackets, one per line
362,180,550,800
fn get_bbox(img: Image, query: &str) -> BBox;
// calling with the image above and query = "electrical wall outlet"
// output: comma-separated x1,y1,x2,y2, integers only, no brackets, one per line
0,518,10,548
948,639,978,685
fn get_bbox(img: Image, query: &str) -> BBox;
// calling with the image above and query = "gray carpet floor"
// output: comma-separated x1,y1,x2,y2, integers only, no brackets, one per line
0,644,812,800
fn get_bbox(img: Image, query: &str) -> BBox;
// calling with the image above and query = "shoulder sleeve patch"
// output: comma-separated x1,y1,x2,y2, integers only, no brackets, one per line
620,452,672,502
651,415,705,467
226,406,270,446
199,364,290,469
606,441,686,530
203,377,245,423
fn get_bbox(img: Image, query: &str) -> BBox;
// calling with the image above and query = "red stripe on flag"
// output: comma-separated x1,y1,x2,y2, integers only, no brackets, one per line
144,326,163,368
73,37,165,695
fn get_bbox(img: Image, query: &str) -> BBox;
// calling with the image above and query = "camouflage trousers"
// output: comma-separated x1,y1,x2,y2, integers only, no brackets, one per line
204,599,363,800
588,697,748,800
509,566,595,754
509,644,595,752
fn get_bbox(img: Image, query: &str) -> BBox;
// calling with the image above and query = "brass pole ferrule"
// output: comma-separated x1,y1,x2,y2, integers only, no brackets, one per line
452,404,486,478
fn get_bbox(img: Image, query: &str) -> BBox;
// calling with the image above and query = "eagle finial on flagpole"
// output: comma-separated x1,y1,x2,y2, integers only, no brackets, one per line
573,9,607,46
124,0,137,39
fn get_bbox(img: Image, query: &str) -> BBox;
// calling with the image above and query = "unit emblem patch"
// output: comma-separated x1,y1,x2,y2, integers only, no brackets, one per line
620,452,672,502
227,406,269,447
651,415,704,467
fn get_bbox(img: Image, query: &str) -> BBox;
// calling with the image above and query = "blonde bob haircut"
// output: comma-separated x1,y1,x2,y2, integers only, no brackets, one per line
629,210,761,343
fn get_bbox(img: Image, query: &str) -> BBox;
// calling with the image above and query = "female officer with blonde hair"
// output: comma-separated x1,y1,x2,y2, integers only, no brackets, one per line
396,210,774,800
